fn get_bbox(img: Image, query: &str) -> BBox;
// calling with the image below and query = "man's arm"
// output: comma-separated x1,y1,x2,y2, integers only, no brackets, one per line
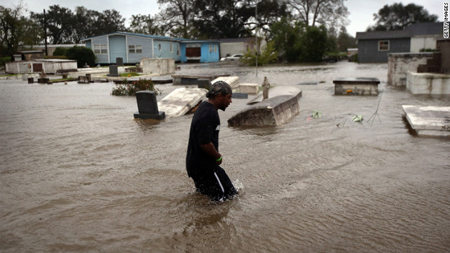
199,142,222,165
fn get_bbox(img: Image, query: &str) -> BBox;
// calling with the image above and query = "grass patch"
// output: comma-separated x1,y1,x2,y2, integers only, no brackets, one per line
120,72,140,77
0,74,19,77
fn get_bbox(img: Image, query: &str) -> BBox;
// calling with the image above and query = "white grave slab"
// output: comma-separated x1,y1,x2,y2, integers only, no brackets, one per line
402,105,450,136
212,76,240,89
158,88,207,117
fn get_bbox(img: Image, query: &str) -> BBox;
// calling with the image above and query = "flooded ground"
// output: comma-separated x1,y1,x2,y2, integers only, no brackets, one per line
1,61,449,252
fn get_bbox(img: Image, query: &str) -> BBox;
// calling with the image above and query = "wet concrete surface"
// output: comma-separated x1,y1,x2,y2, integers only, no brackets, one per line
0,61,449,252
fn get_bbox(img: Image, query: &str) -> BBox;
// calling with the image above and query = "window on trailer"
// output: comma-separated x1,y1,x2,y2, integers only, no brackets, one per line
379,40,389,51
94,44,107,54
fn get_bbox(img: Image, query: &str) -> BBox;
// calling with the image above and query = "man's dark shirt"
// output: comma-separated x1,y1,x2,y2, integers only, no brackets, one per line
186,101,220,178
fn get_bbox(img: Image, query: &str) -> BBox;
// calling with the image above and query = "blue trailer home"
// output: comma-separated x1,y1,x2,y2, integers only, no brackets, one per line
81,32,220,64
179,39,220,63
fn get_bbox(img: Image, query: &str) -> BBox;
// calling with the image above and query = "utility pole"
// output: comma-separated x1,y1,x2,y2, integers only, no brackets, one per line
255,0,258,78
44,9,48,56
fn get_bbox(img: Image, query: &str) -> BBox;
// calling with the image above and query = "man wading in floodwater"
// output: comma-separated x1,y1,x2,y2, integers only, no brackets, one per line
186,81,238,202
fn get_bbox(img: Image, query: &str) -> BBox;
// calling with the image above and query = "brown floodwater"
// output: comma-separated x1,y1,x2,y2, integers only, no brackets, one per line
1,61,449,252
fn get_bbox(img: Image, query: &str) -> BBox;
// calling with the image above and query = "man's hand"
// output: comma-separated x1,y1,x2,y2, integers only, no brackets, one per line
199,142,222,165
216,156,222,165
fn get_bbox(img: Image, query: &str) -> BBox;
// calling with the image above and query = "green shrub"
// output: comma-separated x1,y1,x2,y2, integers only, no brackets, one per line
65,46,96,68
349,53,358,62
0,57,12,66
323,52,347,62
241,41,278,66
45,55,67,59
298,26,328,62
419,48,438,52
111,79,160,96
53,47,68,56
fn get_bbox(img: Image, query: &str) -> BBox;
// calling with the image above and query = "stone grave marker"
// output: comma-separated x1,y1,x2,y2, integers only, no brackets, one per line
108,65,119,77
134,91,166,120
116,58,123,66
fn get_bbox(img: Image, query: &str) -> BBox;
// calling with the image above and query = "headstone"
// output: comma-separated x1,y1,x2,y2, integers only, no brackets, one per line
134,91,165,120
86,74,92,82
116,57,123,66
198,79,211,90
108,65,119,77
22,74,28,81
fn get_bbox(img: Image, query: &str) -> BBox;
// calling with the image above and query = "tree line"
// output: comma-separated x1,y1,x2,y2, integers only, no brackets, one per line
0,1,438,63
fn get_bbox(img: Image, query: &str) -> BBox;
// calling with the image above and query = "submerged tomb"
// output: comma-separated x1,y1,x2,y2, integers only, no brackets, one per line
228,86,302,127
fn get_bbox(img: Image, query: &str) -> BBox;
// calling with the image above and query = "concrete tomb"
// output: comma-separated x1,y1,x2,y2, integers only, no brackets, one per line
239,83,259,94
150,76,172,84
38,78,49,84
406,72,450,95
140,58,175,76
388,53,434,86
212,76,240,89
157,88,207,117
134,91,166,120
388,42,450,94
333,77,380,95
228,86,302,127
402,105,450,136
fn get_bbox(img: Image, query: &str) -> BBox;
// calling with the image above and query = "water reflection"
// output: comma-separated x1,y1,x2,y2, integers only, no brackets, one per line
134,118,164,132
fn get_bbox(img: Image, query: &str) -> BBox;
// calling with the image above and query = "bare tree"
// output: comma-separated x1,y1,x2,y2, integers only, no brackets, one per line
0,1,39,55
129,14,163,35
157,0,196,38
286,0,348,28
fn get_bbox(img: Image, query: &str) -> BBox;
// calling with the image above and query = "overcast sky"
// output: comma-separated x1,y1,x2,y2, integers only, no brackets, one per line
2,0,445,37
